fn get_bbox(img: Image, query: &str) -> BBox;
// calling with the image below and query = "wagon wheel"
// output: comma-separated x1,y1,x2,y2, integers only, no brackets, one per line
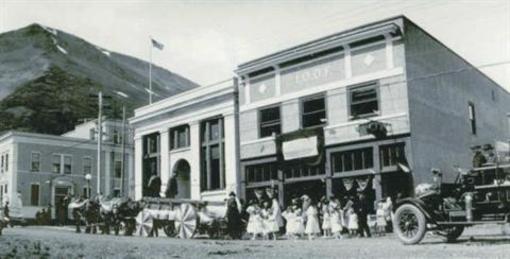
174,203,197,239
135,210,153,237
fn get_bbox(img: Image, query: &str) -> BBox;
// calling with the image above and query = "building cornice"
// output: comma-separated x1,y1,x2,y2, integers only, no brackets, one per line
236,17,403,76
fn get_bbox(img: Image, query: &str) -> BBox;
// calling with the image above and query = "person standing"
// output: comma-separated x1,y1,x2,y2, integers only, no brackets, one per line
302,195,320,240
267,188,284,236
354,193,371,238
226,192,242,239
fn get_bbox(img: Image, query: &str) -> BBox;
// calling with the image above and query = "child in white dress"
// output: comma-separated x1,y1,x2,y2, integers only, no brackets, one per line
347,208,358,237
303,196,321,240
246,200,262,240
329,198,343,240
376,202,387,236
265,201,279,240
321,200,331,238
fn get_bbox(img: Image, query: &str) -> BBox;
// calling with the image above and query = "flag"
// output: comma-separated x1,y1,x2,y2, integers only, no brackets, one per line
151,38,164,50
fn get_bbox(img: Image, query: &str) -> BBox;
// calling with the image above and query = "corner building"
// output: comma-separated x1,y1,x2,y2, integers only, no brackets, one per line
235,16,510,206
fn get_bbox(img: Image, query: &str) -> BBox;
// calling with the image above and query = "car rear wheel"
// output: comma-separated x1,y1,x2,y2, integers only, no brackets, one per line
393,204,427,245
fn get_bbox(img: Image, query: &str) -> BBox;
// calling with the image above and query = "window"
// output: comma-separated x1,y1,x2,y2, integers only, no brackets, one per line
259,106,281,138
201,117,225,191
468,102,476,135
145,133,160,154
4,154,7,172
1,154,3,173
331,147,373,173
83,157,92,175
30,184,39,206
349,83,379,119
379,143,406,168
64,156,72,174
113,130,119,144
246,162,278,183
170,125,190,149
52,154,61,174
90,128,96,140
31,152,41,172
83,187,90,198
301,95,326,128
114,160,122,178
283,163,324,179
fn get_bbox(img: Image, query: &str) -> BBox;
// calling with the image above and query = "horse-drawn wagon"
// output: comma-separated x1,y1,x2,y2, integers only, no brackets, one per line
136,197,227,239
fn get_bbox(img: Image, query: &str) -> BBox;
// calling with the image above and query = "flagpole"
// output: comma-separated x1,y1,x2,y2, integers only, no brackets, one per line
149,37,153,104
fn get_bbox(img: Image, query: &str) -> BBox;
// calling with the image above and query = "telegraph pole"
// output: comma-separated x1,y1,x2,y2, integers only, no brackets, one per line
120,105,126,196
97,91,103,195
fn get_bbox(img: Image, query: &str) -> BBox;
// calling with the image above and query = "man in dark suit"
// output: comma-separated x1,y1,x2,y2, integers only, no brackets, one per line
354,193,371,238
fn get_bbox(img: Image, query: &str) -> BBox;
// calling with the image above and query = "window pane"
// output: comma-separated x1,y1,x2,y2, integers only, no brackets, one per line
350,85,378,118
209,120,220,141
302,96,326,128
52,155,61,174
31,153,40,172
64,156,72,174
260,106,281,137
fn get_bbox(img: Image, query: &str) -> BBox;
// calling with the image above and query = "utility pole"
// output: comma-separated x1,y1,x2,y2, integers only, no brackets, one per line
97,91,103,195
120,105,126,197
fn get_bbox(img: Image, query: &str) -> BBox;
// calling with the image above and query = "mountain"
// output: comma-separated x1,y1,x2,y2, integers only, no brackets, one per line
0,23,198,135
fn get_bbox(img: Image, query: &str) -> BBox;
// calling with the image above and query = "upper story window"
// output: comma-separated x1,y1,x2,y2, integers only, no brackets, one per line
331,147,373,173
31,152,41,172
144,133,160,155
83,157,92,175
468,102,476,135
64,156,72,174
0,153,6,173
31,184,40,206
113,130,121,144
114,160,122,178
89,128,96,140
200,117,225,191
52,154,61,174
170,125,190,150
349,83,379,119
301,95,326,128
259,106,281,138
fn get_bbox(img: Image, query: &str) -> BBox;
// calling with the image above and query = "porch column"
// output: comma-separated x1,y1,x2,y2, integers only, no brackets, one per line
189,121,201,200
373,145,382,206
160,129,170,196
134,135,143,200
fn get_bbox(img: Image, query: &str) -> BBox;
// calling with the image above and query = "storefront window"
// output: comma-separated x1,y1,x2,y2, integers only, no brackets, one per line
246,162,278,183
331,147,373,173
379,143,405,169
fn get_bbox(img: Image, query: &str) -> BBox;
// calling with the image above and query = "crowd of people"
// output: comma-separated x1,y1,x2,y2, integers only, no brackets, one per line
226,189,395,241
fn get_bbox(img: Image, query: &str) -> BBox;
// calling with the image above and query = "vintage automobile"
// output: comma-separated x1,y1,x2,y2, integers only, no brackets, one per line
393,161,510,244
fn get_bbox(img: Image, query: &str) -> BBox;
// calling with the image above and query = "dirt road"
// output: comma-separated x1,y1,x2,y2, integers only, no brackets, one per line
1,225,509,258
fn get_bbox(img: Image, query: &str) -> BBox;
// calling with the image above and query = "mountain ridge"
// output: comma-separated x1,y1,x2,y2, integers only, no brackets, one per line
0,23,198,135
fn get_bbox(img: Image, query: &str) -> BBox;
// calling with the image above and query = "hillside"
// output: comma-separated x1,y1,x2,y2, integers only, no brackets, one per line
0,23,198,134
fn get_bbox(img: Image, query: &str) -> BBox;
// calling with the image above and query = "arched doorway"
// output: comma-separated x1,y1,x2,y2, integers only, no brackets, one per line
169,160,191,199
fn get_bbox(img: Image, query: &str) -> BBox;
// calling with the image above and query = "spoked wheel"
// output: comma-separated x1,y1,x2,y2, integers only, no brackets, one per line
393,204,427,245
174,203,197,239
135,210,154,237
440,226,464,242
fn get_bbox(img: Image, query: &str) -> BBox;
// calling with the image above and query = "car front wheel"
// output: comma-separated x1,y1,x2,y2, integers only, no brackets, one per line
393,204,427,245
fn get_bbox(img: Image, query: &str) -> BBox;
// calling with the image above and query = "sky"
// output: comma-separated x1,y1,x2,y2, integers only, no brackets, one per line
1,0,509,89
